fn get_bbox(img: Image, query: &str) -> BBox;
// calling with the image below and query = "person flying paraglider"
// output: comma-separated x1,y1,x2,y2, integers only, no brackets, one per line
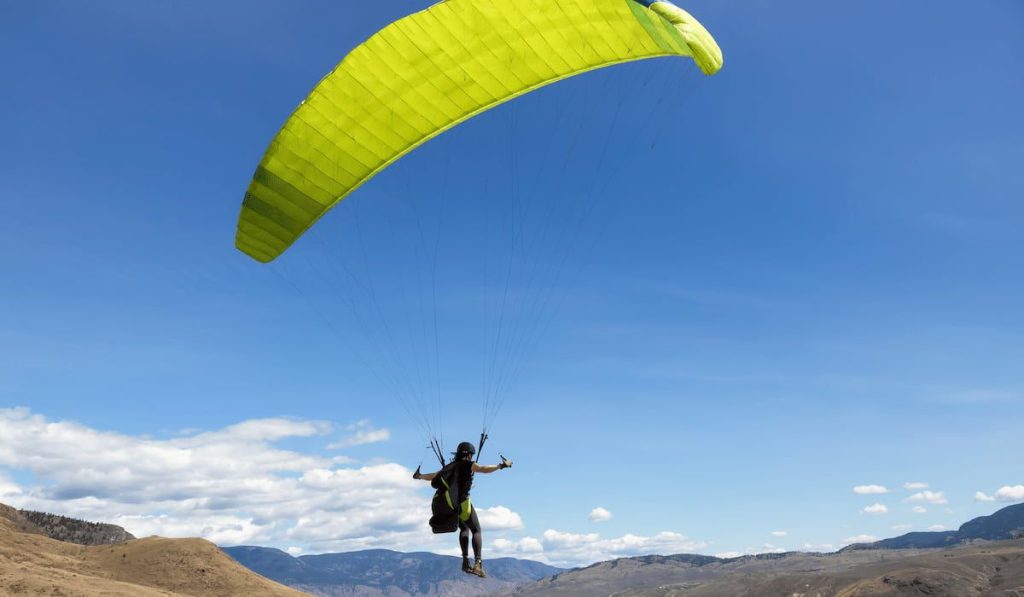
414,441,512,578
234,0,720,578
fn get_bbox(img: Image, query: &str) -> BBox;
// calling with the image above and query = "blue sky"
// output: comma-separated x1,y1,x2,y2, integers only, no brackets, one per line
1,0,1022,564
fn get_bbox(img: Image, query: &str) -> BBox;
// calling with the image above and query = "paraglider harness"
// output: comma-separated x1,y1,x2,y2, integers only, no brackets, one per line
426,433,486,534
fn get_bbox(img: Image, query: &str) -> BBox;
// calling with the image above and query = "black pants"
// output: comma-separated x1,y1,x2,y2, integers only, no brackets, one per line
458,506,482,561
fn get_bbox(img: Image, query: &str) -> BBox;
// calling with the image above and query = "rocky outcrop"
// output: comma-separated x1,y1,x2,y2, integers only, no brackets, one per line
18,509,136,545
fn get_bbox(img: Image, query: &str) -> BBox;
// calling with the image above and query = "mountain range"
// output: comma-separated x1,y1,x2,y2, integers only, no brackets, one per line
505,503,1024,595
223,546,563,596
841,502,1024,551
511,541,1024,596
3,499,1023,596
226,503,1024,596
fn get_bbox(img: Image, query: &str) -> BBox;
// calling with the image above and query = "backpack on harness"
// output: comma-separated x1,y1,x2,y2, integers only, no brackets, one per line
429,461,472,534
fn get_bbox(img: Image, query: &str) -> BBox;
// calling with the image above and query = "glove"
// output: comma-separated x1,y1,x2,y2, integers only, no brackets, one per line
499,456,512,470
413,465,422,480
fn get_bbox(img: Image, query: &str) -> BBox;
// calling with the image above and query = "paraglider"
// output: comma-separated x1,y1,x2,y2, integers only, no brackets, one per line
234,0,721,559
235,0,722,263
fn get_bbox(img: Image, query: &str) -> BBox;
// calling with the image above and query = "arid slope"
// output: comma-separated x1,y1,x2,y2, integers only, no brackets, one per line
638,540,1024,596
0,504,307,596
508,541,1024,596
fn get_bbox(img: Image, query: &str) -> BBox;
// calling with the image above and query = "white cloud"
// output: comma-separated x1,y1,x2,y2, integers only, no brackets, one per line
286,546,304,556
802,543,835,552
714,543,787,559
841,534,878,545
907,490,948,505
533,529,707,568
903,482,928,490
0,472,22,499
0,408,715,568
588,507,612,522
117,512,270,545
519,536,544,553
890,524,912,532
771,531,787,537
975,491,995,502
489,530,708,567
853,485,889,495
862,503,888,515
912,506,927,514
326,419,390,449
0,408,469,552
477,506,524,530
994,485,1024,503
927,525,946,531
491,537,544,555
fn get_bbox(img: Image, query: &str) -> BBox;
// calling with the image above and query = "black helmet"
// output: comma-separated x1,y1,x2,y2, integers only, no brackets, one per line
455,441,476,456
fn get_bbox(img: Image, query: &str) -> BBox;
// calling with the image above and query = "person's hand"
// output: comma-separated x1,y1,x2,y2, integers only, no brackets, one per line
413,465,422,480
499,455,513,470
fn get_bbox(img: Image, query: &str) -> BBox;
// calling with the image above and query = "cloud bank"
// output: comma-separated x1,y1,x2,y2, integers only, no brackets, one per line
0,408,705,567
0,407,427,550
517,530,708,568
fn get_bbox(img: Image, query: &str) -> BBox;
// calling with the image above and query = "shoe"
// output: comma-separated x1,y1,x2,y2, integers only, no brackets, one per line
471,560,487,578
462,558,473,574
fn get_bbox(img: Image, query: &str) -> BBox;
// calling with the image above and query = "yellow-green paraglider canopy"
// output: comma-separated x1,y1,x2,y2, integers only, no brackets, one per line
235,0,722,263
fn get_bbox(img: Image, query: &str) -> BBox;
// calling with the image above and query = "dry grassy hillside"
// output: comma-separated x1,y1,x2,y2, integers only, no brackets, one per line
508,540,1024,596
636,541,1024,596
0,504,308,596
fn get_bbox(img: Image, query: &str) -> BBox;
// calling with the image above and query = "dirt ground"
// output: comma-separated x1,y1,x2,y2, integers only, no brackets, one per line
0,504,308,596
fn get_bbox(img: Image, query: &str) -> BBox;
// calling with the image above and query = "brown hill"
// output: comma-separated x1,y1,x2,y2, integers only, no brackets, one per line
508,541,1024,596
505,551,926,596
652,540,1024,596
0,504,308,596
0,503,45,535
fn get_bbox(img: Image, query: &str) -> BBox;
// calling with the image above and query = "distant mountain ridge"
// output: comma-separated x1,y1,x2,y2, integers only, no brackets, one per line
502,549,931,596
224,504,1024,595
507,503,1024,595
841,502,1024,551
223,545,563,597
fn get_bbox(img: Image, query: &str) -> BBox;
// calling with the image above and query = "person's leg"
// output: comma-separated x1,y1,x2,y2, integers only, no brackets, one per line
469,509,482,561
468,509,485,577
458,519,472,572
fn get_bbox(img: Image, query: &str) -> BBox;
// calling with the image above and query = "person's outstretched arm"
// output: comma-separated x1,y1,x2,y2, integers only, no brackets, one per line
413,467,438,481
472,459,512,474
